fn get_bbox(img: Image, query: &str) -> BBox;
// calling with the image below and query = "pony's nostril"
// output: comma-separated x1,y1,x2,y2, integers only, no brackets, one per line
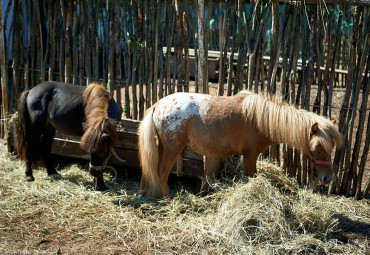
322,176,331,183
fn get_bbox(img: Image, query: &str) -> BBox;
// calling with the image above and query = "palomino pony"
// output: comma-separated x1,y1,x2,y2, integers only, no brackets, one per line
138,91,342,198
16,81,122,190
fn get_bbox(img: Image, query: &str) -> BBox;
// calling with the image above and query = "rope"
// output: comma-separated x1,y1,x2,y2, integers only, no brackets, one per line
111,147,126,163
89,150,118,178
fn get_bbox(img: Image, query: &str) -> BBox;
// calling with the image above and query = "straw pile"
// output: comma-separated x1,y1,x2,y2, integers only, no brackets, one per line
0,140,368,254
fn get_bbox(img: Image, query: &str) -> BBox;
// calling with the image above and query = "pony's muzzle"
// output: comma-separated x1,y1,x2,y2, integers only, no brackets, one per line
318,173,333,184
321,176,331,184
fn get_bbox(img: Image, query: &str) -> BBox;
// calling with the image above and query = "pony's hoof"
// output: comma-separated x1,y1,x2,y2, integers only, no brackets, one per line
240,176,249,183
47,170,60,175
137,189,146,196
198,190,209,197
25,176,35,182
48,173,62,179
95,185,109,192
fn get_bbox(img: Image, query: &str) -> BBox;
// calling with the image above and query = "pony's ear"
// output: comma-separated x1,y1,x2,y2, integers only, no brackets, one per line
310,122,319,136
331,119,338,125
82,122,89,131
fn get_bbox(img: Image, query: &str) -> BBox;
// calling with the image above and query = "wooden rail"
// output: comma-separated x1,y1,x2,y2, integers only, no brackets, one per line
7,118,204,179
164,47,354,80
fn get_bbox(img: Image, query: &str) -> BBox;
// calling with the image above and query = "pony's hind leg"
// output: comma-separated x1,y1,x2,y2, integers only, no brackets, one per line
25,153,34,181
24,133,41,181
41,125,59,176
158,148,185,197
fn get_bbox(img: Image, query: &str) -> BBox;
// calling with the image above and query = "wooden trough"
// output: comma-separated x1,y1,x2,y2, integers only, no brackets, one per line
7,118,204,179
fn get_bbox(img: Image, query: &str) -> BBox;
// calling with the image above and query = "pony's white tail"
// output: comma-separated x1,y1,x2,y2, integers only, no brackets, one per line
138,107,162,197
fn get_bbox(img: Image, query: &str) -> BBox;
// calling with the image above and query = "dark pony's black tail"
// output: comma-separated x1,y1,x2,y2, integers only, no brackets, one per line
16,91,30,161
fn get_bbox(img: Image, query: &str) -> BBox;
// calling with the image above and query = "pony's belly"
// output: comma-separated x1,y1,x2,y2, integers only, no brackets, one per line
187,138,241,158
50,119,84,137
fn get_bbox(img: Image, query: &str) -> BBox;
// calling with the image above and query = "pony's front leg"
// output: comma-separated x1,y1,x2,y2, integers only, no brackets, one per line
25,158,35,182
42,126,59,176
243,152,258,179
89,167,108,191
200,157,221,196
94,174,108,191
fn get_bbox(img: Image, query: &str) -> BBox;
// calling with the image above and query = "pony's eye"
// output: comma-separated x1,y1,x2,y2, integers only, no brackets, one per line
315,149,320,154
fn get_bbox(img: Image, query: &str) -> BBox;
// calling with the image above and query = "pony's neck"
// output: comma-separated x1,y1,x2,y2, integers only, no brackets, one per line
243,93,314,152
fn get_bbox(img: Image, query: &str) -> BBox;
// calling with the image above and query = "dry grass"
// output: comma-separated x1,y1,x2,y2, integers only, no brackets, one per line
0,140,369,254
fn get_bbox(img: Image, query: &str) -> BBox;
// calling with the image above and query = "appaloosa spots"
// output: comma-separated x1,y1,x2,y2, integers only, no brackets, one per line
153,93,211,134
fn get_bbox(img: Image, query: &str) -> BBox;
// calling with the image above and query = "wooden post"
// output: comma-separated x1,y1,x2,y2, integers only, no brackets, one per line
93,0,100,81
267,0,279,94
217,2,228,96
313,5,324,114
64,1,72,83
158,2,166,98
327,6,344,119
165,6,175,95
11,0,21,104
183,11,190,92
248,5,268,92
124,1,131,118
204,0,212,92
153,0,161,101
358,111,370,199
279,7,292,100
352,48,369,199
0,0,8,136
102,2,107,86
132,1,139,119
329,7,358,195
144,0,151,107
197,0,206,94
175,0,183,93
49,1,56,82
72,2,78,84
86,1,92,84
108,0,115,94
340,31,368,196
271,5,290,93
137,0,145,118
114,1,122,113
79,0,85,86
58,0,65,83
227,4,236,95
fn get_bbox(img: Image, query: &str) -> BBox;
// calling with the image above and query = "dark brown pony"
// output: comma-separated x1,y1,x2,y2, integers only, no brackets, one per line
138,91,343,198
16,81,121,190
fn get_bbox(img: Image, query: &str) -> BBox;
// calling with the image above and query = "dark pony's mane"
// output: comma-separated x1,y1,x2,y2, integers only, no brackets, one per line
80,83,118,153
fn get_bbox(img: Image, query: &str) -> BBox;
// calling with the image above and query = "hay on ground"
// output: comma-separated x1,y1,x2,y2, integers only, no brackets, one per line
0,140,368,254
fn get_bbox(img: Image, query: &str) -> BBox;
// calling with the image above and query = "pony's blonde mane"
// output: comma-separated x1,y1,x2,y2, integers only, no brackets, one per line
241,91,342,153
80,83,117,153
